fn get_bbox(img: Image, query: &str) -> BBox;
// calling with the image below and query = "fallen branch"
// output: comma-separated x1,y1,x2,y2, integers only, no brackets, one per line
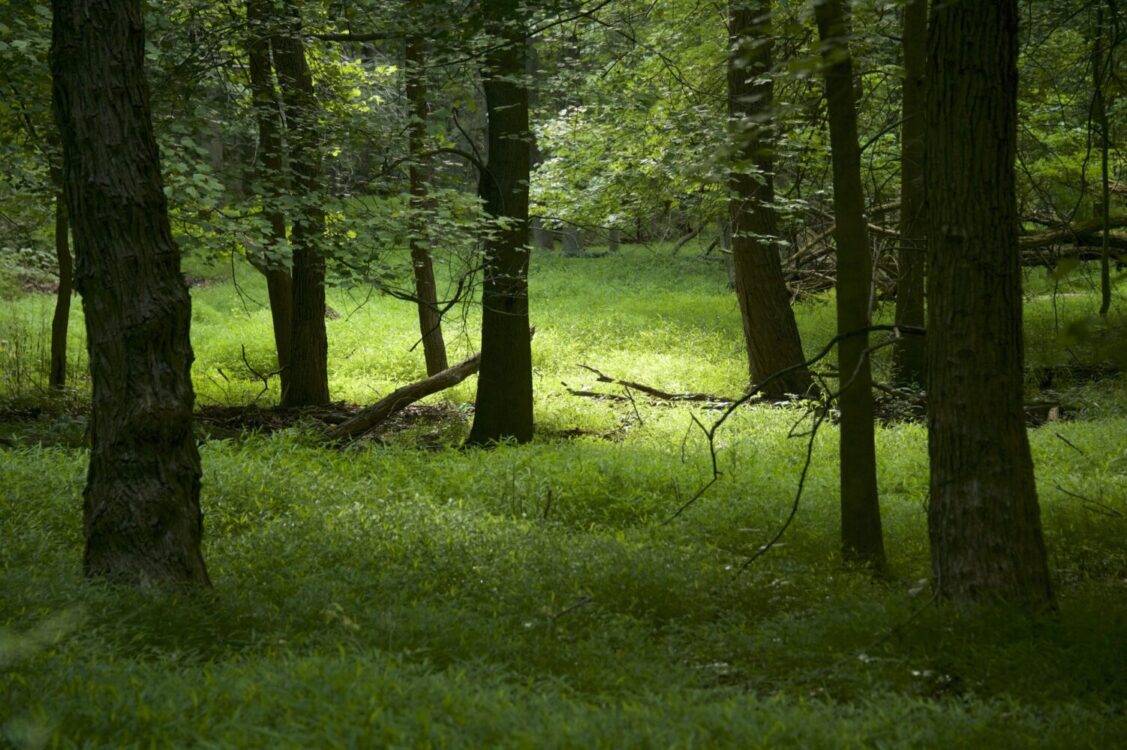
577,364,738,404
324,352,481,442
1019,215,1127,249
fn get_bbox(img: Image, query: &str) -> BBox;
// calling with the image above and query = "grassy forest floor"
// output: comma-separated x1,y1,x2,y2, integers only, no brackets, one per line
2,245,1127,748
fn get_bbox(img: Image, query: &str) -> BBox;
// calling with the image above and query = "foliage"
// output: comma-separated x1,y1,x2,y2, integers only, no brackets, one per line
3,247,1127,745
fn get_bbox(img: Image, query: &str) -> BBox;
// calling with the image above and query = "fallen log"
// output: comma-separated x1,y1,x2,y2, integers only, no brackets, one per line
324,352,481,442
1019,215,1127,249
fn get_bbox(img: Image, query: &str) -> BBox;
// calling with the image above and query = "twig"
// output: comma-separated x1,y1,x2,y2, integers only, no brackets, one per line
240,345,283,404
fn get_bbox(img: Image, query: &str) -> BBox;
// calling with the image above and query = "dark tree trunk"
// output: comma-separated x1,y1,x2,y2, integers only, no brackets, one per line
728,0,812,398
246,0,293,395
51,0,209,585
925,0,1053,607
49,192,72,392
466,0,534,446
272,1,329,407
406,31,449,376
891,0,927,387
814,0,886,570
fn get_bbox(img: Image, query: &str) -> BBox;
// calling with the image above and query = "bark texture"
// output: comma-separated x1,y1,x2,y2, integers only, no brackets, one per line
52,0,209,585
272,0,329,407
728,0,812,398
925,0,1053,606
814,0,886,570
466,0,534,445
245,0,293,393
406,31,449,375
891,0,927,387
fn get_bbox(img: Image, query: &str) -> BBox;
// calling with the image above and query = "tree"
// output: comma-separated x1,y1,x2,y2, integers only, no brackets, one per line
728,0,812,398
890,0,926,387
925,0,1053,606
272,0,330,407
51,0,209,585
466,0,535,445
0,3,72,393
48,188,71,391
1092,2,1116,319
406,22,450,376
813,0,885,570
246,0,295,396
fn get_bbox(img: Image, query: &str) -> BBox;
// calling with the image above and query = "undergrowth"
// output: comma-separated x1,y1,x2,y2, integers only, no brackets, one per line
2,244,1126,747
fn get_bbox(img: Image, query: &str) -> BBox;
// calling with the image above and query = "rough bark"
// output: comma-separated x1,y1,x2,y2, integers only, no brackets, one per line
891,0,927,387
51,0,209,585
814,0,886,570
272,0,330,407
49,192,72,391
728,0,812,398
466,0,534,445
246,0,294,394
406,31,449,375
925,0,1053,607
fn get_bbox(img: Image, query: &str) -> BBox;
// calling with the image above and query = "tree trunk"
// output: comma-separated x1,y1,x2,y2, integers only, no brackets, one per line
814,0,886,570
406,31,449,376
246,0,293,395
272,1,330,407
465,0,534,446
51,0,209,586
1094,5,1113,318
728,0,813,398
891,0,927,387
562,226,584,256
925,0,1053,607
608,227,621,253
49,192,72,392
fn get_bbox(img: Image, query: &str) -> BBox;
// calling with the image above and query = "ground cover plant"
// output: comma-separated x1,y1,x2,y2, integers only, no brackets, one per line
3,246,1127,748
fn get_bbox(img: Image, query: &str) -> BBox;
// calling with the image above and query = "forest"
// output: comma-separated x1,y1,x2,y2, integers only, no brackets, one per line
1,0,1126,746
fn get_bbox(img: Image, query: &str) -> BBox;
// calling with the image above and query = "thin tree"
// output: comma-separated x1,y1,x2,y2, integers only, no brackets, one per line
245,0,294,395
728,0,813,398
48,186,72,391
406,20,449,375
1093,3,1115,319
925,0,1053,606
466,0,534,445
813,0,886,570
52,0,209,585
272,0,330,407
891,0,926,387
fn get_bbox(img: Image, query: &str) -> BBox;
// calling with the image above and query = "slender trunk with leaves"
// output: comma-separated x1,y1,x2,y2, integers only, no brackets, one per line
891,0,927,386
925,0,1053,607
1094,5,1113,318
813,0,886,570
728,0,812,398
466,0,534,445
272,0,330,407
52,0,209,585
406,30,449,376
49,190,72,391
246,0,294,393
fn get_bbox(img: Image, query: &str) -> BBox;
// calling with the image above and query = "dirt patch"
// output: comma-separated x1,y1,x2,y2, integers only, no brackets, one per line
195,401,466,444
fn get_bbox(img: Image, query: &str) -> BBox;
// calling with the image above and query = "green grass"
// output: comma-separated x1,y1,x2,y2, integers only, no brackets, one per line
2,246,1127,747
